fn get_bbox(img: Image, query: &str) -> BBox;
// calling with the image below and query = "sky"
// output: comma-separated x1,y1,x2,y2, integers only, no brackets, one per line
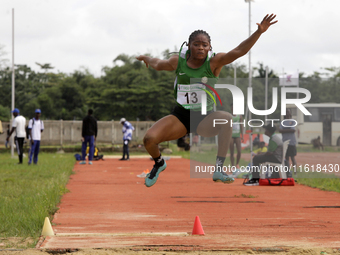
1,0,339,77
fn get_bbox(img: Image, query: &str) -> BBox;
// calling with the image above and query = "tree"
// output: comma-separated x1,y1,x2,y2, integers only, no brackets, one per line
0,49,339,121
0,45,9,70
0,104,10,121
35,62,55,84
254,62,278,78
35,62,54,72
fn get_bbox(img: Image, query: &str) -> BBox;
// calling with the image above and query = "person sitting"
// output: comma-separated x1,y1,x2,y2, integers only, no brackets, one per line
251,141,267,156
244,124,283,186
311,136,324,151
86,146,104,160
243,142,268,175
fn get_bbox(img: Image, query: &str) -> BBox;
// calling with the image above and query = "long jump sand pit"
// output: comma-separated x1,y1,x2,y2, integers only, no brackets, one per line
37,156,340,252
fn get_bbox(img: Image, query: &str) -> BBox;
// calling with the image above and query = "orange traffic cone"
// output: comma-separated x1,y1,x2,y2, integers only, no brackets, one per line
192,216,205,235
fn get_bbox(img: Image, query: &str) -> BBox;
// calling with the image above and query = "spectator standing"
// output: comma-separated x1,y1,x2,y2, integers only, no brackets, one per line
6,108,26,164
229,104,244,169
192,134,199,146
5,124,10,148
120,118,134,161
80,109,97,165
279,109,297,173
28,109,44,165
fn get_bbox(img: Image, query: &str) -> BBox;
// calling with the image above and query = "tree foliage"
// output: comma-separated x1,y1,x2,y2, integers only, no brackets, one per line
0,50,339,122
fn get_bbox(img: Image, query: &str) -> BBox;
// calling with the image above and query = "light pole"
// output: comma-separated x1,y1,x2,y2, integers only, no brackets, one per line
245,0,254,167
11,8,15,158
245,0,253,119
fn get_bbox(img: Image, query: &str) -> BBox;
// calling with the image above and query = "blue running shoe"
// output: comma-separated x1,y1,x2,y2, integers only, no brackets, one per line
145,161,167,187
212,171,234,184
79,161,86,165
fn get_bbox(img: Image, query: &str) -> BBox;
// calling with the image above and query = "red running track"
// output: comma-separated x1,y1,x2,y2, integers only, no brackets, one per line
40,157,340,250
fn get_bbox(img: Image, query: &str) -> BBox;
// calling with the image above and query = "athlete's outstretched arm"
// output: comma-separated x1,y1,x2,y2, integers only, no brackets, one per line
136,55,178,71
211,14,277,75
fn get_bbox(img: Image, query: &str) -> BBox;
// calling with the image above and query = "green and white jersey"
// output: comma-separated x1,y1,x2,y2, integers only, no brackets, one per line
174,46,218,111
231,115,241,138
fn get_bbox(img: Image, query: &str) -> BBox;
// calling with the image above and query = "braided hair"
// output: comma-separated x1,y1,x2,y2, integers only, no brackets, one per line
168,30,212,58
188,30,211,44
179,30,212,49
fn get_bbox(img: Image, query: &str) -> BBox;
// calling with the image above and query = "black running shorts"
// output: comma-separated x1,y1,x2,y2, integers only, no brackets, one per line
171,105,213,134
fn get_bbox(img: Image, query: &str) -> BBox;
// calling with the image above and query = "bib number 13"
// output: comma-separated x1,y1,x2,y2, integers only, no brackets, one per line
185,92,198,104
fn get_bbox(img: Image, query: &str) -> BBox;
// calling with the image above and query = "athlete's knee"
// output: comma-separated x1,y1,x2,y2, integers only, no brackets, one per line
212,111,232,121
143,133,159,147
219,111,232,121
143,135,151,147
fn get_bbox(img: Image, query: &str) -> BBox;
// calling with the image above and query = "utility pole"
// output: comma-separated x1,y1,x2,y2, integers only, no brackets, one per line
11,8,15,157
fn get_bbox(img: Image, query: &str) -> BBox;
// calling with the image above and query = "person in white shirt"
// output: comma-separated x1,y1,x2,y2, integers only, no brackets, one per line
6,108,26,164
28,109,44,165
119,118,134,161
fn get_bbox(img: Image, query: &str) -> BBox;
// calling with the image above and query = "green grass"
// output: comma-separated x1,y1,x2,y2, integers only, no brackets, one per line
0,152,74,246
296,178,340,193
293,170,340,193
165,142,191,159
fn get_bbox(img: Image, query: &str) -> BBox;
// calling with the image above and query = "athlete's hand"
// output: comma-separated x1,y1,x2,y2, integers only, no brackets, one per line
257,14,277,34
136,55,149,68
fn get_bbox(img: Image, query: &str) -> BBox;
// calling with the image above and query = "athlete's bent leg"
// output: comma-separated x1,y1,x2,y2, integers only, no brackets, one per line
143,115,187,158
143,115,187,187
197,111,234,184
197,111,232,157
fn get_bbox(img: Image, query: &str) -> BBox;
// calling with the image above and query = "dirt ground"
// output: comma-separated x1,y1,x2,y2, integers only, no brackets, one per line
0,247,340,255
1,154,340,255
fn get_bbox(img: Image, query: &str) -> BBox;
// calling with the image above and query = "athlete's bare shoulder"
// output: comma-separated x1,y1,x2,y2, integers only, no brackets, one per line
168,54,179,70
210,53,231,76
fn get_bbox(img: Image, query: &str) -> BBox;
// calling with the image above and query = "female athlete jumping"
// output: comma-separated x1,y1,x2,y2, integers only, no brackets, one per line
136,14,277,187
